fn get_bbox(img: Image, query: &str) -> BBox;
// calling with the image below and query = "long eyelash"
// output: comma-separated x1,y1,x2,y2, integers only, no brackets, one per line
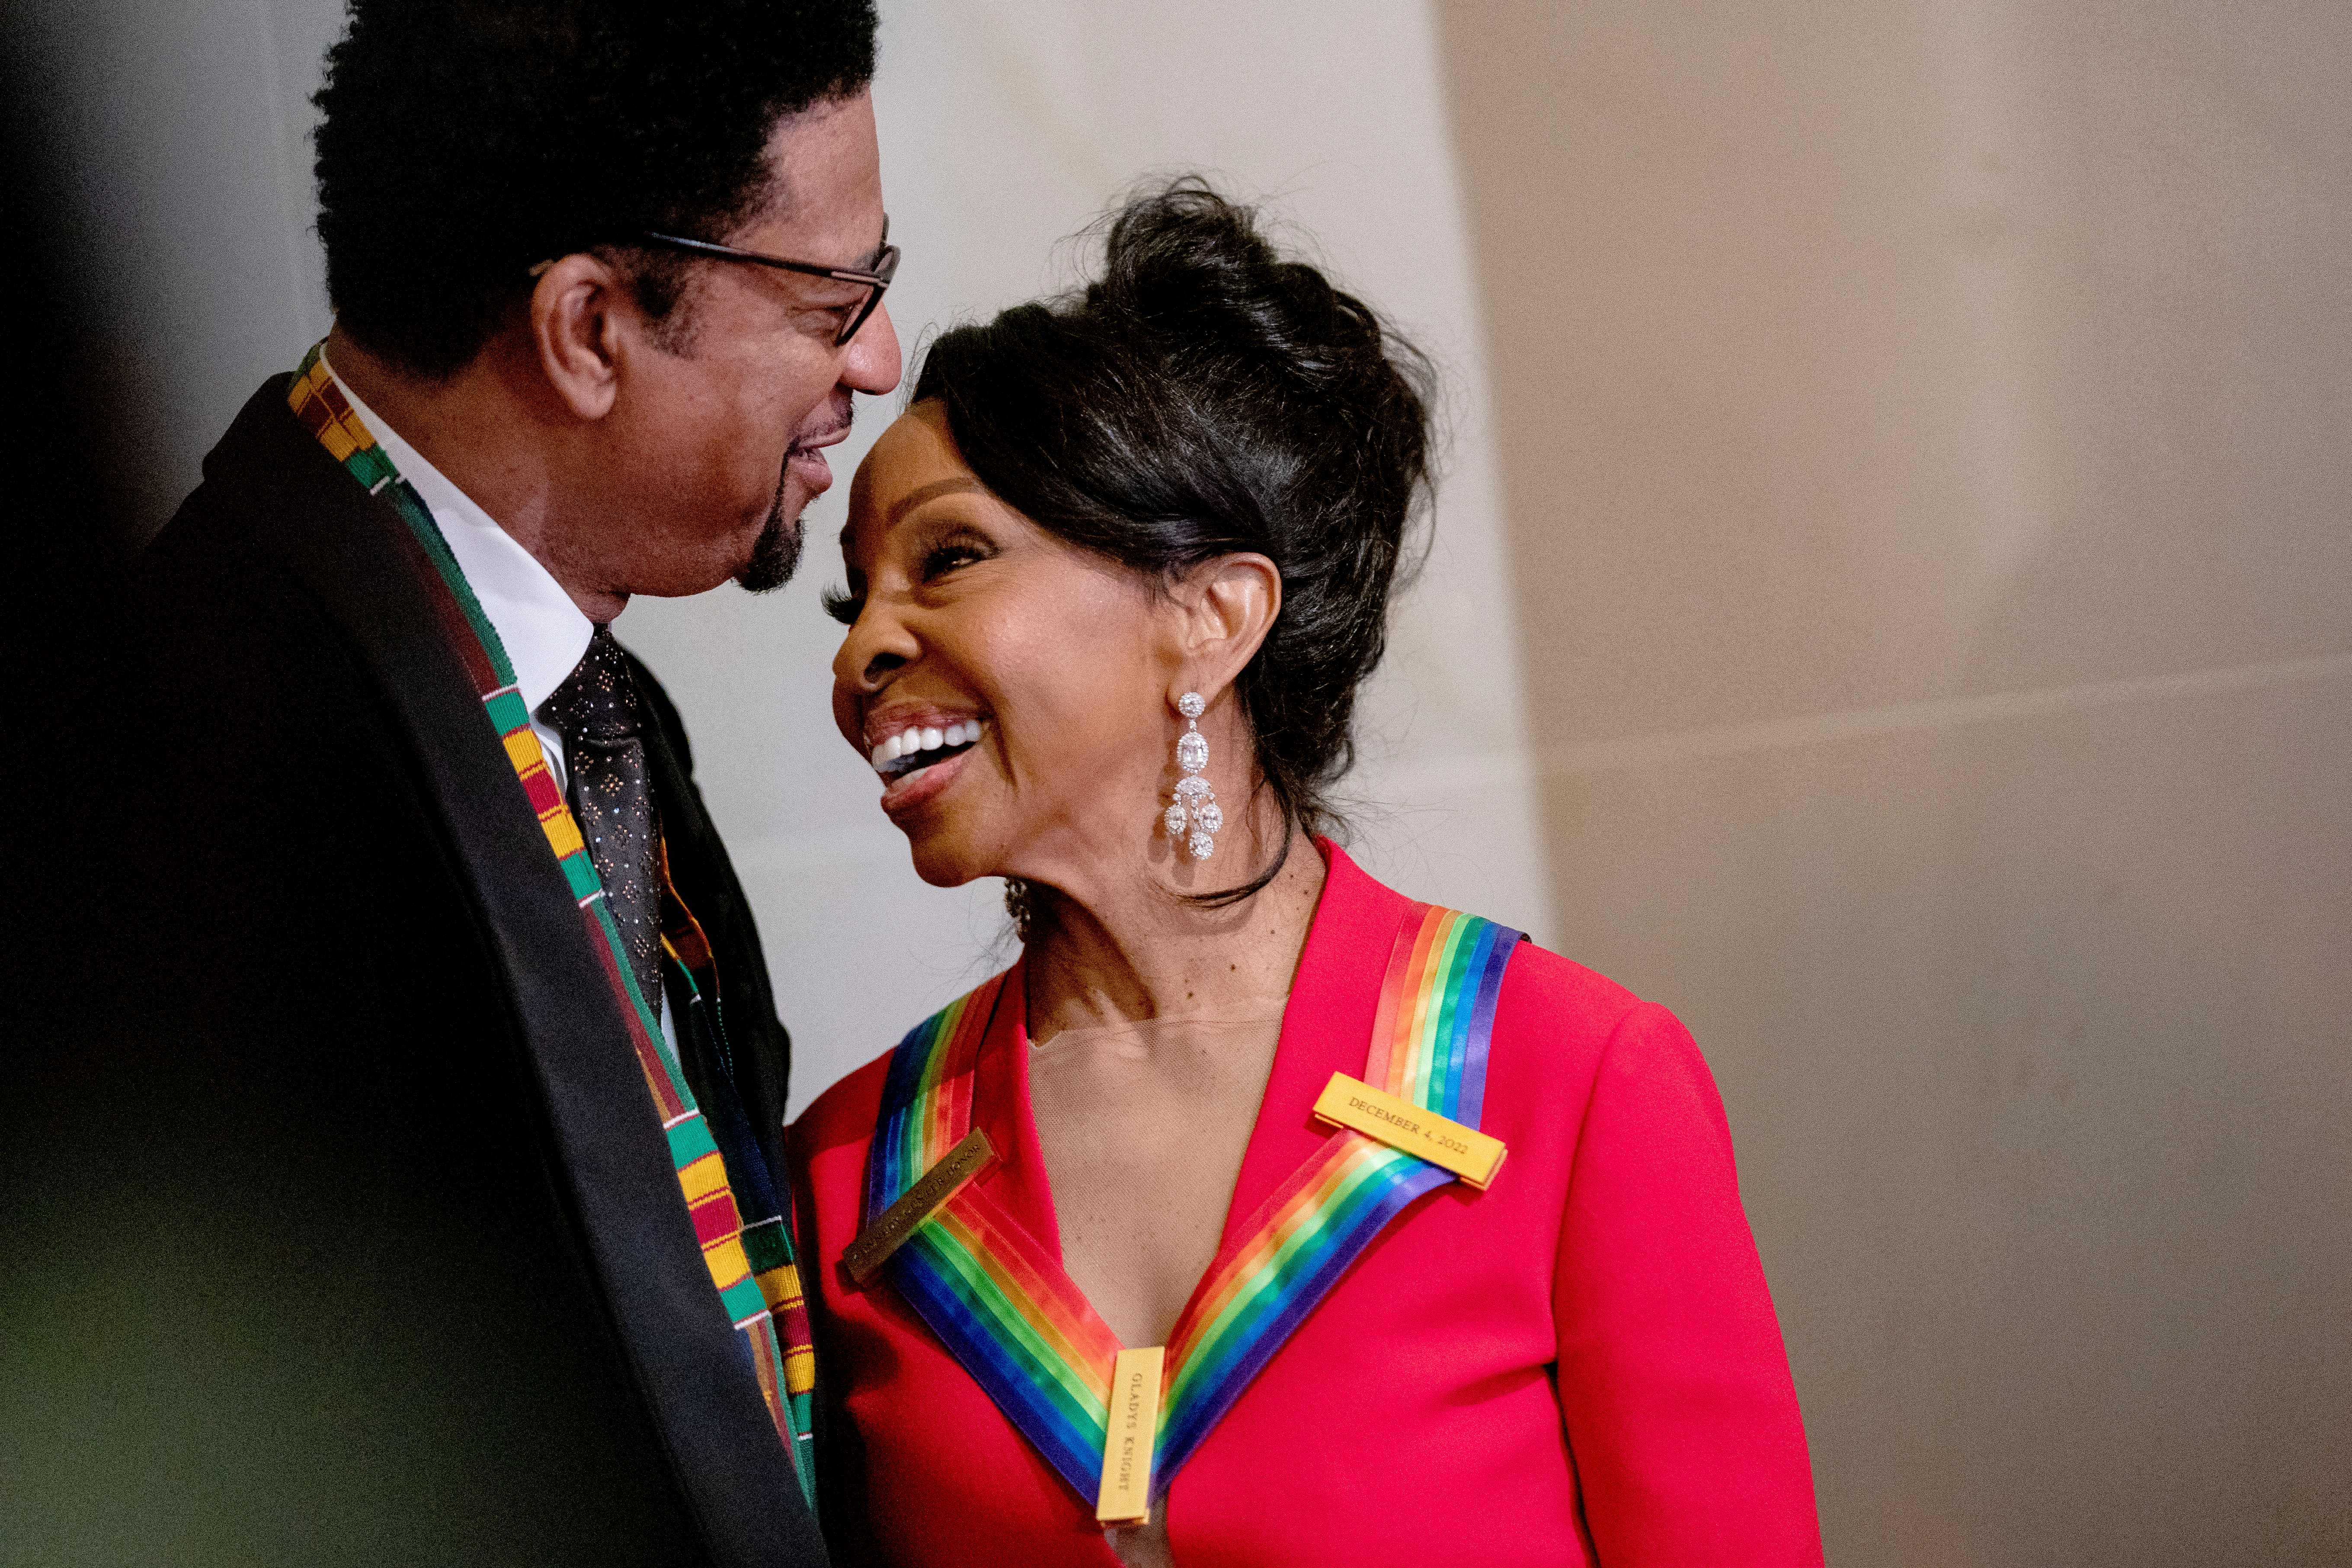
820,584,862,626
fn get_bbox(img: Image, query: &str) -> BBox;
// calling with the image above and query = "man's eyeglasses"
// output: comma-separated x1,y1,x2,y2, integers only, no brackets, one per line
636,222,899,347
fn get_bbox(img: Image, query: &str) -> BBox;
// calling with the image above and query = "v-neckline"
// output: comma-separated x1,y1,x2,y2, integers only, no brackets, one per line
953,842,1440,1350
994,970,1299,1353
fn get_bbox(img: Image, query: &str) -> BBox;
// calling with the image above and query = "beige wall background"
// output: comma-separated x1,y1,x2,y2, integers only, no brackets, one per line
1435,1,2351,1562
10,0,2348,1561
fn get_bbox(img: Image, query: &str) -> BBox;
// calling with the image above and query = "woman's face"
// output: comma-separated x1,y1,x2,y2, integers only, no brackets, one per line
831,402,1182,889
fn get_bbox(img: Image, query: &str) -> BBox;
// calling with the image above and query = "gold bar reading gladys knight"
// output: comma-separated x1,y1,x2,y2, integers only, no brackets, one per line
1095,1346,1165,1527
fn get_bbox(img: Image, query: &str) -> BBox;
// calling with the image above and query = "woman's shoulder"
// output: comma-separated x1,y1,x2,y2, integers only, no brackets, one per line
1331,842,1696,1072
1494,937,1694,1055
1498,935,1640,1023
789,967,1016,1161
1488,938,1725,1149
793,1047,896,1160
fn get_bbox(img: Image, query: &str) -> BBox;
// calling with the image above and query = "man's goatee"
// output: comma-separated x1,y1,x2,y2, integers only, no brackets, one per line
737,485,805,594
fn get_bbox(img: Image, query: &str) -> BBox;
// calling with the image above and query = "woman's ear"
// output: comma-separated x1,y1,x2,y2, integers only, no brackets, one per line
528,253,626,421
1167,552,1282,703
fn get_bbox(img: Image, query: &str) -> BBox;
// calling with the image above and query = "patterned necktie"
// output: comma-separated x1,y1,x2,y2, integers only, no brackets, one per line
541,625,666,1015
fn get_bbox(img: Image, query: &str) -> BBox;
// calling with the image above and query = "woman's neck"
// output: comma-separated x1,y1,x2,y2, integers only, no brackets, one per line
1022,818,1328,1047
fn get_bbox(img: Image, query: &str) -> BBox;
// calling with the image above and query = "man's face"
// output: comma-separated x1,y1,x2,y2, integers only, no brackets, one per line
584,90,901,602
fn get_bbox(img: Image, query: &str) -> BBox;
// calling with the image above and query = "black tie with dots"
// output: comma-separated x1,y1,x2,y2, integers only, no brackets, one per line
541,625,666,1015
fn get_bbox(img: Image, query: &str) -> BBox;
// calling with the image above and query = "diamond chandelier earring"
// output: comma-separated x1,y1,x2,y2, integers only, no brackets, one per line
1163,691,1222,860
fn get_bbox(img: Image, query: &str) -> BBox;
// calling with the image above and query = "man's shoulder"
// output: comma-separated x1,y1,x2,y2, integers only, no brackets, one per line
131,374,359,614
111,377,486,804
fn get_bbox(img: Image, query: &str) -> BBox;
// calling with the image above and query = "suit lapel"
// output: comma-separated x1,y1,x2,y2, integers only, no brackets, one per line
196,379,824,1568
631,661,793,1172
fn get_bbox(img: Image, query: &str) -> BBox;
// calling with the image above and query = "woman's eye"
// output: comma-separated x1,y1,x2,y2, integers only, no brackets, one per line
920,541,987,580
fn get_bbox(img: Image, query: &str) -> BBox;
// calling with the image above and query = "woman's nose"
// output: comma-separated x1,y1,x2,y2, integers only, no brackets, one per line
833,604,917,691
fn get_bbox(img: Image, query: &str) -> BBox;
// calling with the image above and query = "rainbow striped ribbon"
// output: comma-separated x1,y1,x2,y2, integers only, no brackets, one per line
861,902,1521,1503
286,346,816,1501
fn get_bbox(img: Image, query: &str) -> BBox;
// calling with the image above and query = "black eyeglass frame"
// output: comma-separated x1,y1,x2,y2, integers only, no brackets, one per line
636,223,899,347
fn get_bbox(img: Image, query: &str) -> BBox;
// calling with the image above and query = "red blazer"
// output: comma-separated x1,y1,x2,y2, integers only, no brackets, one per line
791,843,1821,1566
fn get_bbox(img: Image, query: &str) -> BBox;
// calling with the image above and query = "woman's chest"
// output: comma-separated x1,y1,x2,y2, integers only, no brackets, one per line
839,1161,1581,1568
816,899,1600,1564
1025,1016,1281,1349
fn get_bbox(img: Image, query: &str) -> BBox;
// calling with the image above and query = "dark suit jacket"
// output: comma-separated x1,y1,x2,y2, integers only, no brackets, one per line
3,380,827,1568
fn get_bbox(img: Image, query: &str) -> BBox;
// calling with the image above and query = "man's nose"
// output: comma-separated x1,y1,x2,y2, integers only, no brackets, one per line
841,301,902,397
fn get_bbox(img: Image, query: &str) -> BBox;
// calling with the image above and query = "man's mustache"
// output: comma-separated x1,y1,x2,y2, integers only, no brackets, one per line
790,402,854,453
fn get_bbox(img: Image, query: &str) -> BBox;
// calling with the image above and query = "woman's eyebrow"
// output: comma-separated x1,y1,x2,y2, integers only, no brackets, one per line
885,477,988,528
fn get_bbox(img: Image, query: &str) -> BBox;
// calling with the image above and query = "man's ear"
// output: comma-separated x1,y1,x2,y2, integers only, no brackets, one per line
1168,552,1282,702
527,253,628,421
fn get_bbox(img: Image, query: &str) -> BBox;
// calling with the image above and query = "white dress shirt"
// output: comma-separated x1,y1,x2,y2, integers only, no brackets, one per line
323,353,595,792
324,355,676,1046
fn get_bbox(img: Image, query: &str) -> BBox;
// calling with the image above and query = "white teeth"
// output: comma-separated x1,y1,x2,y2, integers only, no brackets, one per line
867,718,987,778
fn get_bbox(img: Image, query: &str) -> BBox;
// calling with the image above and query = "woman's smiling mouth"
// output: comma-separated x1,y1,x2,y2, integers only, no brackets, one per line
866,716,989,815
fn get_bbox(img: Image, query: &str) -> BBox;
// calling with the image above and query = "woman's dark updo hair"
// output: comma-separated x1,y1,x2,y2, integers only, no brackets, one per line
912,178,1436,903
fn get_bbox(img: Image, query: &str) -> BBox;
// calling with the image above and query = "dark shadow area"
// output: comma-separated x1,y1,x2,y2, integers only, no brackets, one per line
0,9,144,676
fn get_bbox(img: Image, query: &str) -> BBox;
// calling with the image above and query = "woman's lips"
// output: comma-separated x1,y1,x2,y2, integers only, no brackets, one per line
878,742,973,816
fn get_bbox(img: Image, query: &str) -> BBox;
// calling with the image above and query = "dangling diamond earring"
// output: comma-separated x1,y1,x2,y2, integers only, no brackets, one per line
1163,691,1222,860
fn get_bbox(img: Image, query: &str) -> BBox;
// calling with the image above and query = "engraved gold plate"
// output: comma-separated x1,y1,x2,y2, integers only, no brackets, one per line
1095,1345,1165,1526
1311,1072,1507,1189
843,1127,995,1285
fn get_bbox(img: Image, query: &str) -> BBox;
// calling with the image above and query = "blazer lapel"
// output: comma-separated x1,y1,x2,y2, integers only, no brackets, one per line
630,658,793,1176
198,379,824,1568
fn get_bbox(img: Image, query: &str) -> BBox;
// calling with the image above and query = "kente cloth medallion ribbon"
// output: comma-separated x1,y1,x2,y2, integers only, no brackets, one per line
285,345,818,1502
854,901,1522,1510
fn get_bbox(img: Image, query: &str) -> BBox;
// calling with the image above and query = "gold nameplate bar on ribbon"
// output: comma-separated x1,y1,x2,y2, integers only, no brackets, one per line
844,1128,995,1284
1312,1072,1507,1190
1095,1346,1165,1527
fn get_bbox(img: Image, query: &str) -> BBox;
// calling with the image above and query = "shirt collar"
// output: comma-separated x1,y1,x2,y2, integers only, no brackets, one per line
320,350,595,714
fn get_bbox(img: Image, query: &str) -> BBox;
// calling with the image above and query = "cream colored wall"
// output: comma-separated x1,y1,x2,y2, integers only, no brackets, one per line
1435,2,2352,1562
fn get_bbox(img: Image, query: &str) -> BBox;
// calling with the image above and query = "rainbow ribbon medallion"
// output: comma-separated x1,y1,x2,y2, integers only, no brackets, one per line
864,973,1123,1491
1155,904,1520,1486
861,903,1521,1507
